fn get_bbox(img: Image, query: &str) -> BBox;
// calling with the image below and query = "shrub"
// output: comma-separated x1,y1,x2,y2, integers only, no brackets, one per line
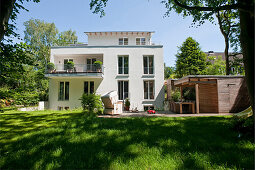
66,61,74,69
231,116,254,138
80,93,103,113
47,62,55,70
171,89,181,102
124,98,130,107
183,87,195,101
94,61,102,69
13,91,39,106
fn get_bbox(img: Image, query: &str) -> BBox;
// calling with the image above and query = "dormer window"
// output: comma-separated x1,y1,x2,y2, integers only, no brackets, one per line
136,38,146,45
119,38,128,45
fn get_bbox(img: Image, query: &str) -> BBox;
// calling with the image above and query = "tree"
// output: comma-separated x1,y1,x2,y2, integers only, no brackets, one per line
205,56,226,75
175,37,208,78
24,19,58,68
215,10,239,75
56,29,78,46
164,64,175,79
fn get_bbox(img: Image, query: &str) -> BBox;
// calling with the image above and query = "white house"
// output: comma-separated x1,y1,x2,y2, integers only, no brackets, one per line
46,31,164,111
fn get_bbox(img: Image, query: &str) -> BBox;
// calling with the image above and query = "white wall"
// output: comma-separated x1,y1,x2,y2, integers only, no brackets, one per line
49,46,164,111
87,33,151,46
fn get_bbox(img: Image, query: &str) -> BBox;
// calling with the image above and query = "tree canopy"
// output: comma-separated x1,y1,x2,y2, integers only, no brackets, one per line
175,37,208,78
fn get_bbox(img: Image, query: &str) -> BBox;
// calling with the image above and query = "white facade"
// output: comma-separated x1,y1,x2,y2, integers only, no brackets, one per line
46,31,164,111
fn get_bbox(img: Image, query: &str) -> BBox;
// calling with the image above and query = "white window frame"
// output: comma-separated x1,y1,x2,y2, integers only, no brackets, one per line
118,80,129,100
143,55,154,74
144,80,155,100
118,55,129,75
58,81,69,101
136,37,146,45
119,37,128,45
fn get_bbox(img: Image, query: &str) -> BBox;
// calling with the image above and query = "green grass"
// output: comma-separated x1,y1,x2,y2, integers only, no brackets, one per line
0,110,254,169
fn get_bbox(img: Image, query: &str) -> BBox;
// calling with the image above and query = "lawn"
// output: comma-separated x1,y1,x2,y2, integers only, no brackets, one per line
0,110,254,169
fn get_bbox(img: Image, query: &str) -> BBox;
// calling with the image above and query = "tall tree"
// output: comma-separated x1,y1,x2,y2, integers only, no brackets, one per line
215,10,239,75
205,56,226,75
164,64,175,79
57,29,78,46
24,19,58,68
175,37,208,78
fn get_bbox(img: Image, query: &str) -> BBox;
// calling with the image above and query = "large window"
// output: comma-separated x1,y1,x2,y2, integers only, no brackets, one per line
143,55,154,74
136,38,146,45
119,38,128,45
87,58,96,71
118,81,129,100
118,56,129,74
59,82,69,101
144,80,154,100
84,81,94,94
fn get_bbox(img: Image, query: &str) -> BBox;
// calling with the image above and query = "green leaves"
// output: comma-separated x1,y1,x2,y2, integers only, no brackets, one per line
175,37,208,78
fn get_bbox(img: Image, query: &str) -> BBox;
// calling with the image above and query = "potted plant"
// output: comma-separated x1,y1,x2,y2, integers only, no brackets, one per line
66,61,74,72
47,62,55,73
124,98,130,111
94,61,102,72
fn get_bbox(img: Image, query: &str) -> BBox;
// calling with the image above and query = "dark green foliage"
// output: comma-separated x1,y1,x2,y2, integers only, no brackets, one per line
80,93,103,113
183,87,195,101
94,60,102,69
66,61,74,69
231,116,254,139
124,98,130,107
47,62,55,70
171,89,181,102
164,64,175,79
175,37,208,78
12,91,39,106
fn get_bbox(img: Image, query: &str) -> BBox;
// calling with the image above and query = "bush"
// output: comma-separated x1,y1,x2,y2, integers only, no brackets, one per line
66,61,74,69
80,93,103,113
231,116,254,138
171,89,181,102
13,91,39,106
47,62,55,70
94,61,102,69
183,87,195,101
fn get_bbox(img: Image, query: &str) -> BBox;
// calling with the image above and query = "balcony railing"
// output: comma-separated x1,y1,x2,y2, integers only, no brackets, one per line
47,64,104,74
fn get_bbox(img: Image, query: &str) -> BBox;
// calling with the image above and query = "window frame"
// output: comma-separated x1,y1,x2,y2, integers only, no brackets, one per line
119,37,128,45
143,55,154,75
136,37,146,45
84,81,95,94
118,80,129,100
118,55,129,75
58,81,69,101
144,80,155,100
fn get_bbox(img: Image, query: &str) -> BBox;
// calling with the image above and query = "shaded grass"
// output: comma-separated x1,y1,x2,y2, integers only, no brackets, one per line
0,110,254,169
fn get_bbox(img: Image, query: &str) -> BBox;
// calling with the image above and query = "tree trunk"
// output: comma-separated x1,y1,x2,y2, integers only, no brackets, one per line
0,0,16,41
224,37,230,75
239,0,254,118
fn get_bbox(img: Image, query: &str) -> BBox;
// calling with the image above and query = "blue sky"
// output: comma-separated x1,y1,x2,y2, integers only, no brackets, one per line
15,0,226,66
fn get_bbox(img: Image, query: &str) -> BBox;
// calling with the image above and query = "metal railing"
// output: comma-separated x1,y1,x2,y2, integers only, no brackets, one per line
47,64,104,74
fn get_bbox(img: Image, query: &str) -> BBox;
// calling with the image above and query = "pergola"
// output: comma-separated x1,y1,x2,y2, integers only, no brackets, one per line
174,76,218,114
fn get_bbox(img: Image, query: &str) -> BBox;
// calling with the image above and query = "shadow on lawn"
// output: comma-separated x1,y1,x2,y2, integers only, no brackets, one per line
0,112,254,169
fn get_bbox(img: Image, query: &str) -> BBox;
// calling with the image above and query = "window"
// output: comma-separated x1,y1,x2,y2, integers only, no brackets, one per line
84,81,94,94
118,81,129,100
144,80,154,100
136,38,146,45
143,56,154,74
87,58,96,71
118,56,129,74
119,38,128,45
59,82,69,101
64,59,73,70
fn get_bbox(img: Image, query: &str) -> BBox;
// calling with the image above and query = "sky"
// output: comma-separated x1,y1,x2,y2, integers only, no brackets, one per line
14,0,227,67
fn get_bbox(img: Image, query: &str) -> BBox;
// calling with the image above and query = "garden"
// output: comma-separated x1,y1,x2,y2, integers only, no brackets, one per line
0,109,254,169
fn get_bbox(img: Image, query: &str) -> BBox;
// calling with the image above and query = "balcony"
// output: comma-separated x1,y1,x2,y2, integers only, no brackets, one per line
45,64,104,78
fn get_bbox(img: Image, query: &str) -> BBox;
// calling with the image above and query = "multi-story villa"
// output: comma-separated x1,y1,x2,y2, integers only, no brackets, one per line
46,31,164,111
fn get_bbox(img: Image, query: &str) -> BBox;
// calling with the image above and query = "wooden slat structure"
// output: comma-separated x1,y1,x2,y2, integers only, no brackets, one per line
172,75,250,113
